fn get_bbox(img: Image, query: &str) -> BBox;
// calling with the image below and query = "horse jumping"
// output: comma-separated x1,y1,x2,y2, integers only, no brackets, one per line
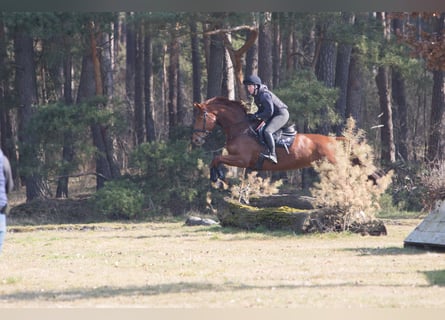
192,96,350,182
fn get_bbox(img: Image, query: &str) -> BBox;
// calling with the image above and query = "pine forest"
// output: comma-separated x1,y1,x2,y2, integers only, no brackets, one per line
1,12,445,217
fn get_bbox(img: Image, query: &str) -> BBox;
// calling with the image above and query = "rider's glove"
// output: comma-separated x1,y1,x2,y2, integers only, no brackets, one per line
248,114,259,121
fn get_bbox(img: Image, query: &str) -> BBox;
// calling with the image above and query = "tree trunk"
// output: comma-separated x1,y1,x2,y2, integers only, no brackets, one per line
427,14,445,162
258,12,273,88
375,12,396,165
206,21,225,98
190,19,202,104
392,66,409,161
391,17,409,161
168,28,179,138
272,12,281,88
315,35,337,88
125,12,136,144
177,36,186,127
223,37,235,100
376,65,396,164
158,42,168,141
245,13,258,78
282,14,292,76
303,16,317,70
144,21,156,142
134,22,144,145
314,21,337,135
333,12,354,135
88,22,120,189
428,70,445,161
345,47,364,129
102,32,114,100
56,36,74,198
333,42,352,134
14,26,50,201
210,25,258,100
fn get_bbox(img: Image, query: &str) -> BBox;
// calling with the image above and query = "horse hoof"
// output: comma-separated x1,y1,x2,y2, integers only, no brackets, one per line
212,179,228,190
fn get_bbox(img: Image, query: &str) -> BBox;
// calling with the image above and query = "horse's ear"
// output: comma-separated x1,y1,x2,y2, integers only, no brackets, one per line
194,102,204,110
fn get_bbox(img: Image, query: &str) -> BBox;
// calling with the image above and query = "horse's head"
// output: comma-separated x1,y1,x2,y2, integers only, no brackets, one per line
192,102,217,146
192,97,250,146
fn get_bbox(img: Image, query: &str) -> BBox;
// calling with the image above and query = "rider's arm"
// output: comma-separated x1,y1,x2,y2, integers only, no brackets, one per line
255,92,274,121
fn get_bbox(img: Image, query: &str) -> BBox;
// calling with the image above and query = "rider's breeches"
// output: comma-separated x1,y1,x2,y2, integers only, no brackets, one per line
264,109,289,134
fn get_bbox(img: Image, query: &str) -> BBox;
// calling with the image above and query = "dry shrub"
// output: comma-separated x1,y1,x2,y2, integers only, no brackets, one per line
230,171,282,204
310,118,393,230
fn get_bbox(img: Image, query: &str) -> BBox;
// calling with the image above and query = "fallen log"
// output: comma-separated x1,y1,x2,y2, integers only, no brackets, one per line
249,194,314,209
218,197,387,236
218,197,309,232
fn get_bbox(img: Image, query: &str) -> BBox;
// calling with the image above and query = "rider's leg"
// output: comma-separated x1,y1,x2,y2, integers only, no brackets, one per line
262,129,277,164
260,110,289,164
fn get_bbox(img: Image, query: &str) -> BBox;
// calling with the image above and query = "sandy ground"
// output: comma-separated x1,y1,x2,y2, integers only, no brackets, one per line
0,219,444,308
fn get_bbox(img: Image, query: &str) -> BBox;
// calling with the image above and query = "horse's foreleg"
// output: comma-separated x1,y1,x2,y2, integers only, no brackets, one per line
210,166,225,182
209,156,225,182
210,154,251,182
211,154,251,170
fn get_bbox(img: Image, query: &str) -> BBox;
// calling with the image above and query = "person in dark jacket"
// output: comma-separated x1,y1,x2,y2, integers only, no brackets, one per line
0,148,13,254
243,75,289,164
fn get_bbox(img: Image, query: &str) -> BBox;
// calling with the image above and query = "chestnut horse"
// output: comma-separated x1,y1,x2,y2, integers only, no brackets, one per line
192,96,348,182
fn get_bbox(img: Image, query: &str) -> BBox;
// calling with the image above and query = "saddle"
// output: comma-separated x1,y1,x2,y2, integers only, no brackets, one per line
253,121,297,154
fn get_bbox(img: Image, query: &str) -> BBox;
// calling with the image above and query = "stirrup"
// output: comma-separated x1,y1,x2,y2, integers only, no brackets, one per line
261,152,277,164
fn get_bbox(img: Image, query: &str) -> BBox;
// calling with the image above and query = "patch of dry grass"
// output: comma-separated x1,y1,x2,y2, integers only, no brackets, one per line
1,219,445,308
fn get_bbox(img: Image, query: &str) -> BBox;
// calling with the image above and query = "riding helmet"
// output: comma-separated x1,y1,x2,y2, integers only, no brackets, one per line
243,75,262,86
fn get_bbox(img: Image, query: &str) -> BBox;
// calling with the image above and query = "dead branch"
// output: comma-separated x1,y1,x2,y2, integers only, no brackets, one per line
205,25,258,100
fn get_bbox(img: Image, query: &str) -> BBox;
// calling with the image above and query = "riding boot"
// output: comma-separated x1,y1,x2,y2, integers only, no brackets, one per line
261,131,277,164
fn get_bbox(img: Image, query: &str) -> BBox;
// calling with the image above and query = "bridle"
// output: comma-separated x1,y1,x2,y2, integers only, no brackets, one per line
193,107,253,142
193,110,216,138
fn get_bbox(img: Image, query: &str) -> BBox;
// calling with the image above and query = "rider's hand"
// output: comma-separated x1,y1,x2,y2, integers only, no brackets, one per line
248,114,259,121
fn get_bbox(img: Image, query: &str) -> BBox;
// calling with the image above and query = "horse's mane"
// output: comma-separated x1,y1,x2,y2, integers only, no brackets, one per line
205,96,247,114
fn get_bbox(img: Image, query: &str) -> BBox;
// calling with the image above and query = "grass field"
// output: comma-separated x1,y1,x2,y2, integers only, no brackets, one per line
1,217,444,308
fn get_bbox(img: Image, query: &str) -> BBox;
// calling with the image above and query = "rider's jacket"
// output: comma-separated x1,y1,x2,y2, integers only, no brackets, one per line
253,85,288,122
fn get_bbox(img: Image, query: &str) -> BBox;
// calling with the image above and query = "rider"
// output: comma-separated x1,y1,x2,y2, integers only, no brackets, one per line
243,75,289,164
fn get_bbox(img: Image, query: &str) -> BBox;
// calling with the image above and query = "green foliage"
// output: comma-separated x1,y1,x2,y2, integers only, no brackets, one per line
4,12,115,44
18,100,121,179
383,159,445,213
91,179,144,220
273,70,340,130
419,160,445,210
376,192,422,219
389,161,427,212
130,136,211,215
310,118,393,230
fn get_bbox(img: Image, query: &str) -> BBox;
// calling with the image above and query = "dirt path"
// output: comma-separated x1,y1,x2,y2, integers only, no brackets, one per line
1,219,444,307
